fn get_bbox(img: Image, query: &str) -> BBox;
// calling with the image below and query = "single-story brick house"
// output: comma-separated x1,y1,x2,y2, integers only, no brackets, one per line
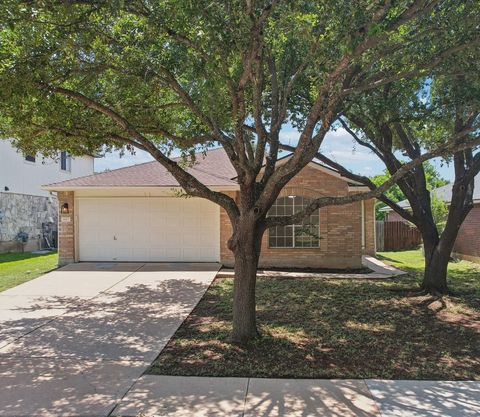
44,148,376,269
380,177,480,263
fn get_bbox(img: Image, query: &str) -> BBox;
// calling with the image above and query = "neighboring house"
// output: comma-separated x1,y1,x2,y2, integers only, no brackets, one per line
379,176,480,262
43,148,376,269
0,140,94,253
383,209,409,223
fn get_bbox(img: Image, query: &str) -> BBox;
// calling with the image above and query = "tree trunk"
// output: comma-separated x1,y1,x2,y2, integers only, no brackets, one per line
422,245,450,295
418,222,446,293
230,217,263,343
420,179,474,295
421,218,464,294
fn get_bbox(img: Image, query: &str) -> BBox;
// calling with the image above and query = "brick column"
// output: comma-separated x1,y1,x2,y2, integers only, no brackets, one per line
219,191,237,267
363,198,376,256
57,191,75,266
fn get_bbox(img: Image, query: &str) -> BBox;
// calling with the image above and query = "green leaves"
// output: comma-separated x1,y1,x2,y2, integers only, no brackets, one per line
372,163,448,220
0,0,478,161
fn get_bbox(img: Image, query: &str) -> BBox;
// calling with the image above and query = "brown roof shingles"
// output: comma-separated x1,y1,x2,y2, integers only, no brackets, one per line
44,148,238,189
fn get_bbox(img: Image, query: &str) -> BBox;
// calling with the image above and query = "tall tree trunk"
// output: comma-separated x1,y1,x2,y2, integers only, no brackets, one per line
418,220,446,293
422,244,450,295
420,219,455,295
421,210,467,295
230,216,263,343
421,175,475,294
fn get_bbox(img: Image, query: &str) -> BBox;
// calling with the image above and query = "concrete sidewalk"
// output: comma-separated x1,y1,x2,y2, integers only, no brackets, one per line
113,376,480,417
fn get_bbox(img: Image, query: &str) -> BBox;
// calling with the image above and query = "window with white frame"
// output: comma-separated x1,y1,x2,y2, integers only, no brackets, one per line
60,151,71,172
268,196,320,248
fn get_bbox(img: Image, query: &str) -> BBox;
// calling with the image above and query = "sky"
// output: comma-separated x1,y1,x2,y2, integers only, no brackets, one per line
95,125,456,182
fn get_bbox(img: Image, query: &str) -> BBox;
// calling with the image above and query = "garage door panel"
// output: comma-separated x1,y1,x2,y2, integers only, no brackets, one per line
159,229,183,246
113,248,133,261
114,230,134,243
81,246,114,261
130,248,148,261
200,247,218,260
78,198,220,262
149,248,166,259
183,248,203,261
81,227,111,245
165,248,182,260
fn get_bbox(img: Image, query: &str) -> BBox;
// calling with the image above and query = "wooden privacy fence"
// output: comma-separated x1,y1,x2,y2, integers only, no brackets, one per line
376,221,422,251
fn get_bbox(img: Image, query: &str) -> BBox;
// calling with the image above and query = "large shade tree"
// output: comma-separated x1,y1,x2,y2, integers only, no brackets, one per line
1,0,479,341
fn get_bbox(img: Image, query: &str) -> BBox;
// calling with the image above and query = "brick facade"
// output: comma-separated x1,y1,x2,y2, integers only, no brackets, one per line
220,165,375,269
453,203,480,263
57,191,75,266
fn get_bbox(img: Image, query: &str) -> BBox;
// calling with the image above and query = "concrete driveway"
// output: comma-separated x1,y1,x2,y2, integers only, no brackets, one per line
0,262,219,416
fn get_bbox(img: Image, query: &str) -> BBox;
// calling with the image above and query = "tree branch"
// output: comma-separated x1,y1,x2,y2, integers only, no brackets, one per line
40,83,239,217
259,0,438,204
338,117,384,160
342,39,480,96
278,143,416,223
267,131,480,228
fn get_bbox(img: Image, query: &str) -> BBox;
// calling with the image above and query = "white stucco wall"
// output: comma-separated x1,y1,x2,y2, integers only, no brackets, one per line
0,139,94,197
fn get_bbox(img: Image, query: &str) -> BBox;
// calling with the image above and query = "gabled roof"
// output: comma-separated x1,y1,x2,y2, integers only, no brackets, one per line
379,175,480,212
265,153,364,186
43,147,363,191
44,148,238,190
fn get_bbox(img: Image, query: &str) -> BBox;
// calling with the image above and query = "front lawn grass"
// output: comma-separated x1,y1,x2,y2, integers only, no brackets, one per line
0,252,58,292
150,250,480,380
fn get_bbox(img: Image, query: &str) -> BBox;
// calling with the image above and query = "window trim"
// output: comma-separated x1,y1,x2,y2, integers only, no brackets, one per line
24,155,36,163
267,196,320,249
60,151,72,172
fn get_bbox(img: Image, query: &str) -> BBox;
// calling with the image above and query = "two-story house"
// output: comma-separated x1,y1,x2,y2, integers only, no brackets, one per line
0,139,94,253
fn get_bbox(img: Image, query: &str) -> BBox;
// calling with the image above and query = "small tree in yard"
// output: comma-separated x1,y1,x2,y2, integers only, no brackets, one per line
0,1,479,341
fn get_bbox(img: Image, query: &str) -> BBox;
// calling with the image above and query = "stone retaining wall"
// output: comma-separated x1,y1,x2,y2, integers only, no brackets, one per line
0,192,57,253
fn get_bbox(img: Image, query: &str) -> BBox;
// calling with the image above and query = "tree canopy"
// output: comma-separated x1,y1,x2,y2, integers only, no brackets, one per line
1,1,478,158
1,0,479,339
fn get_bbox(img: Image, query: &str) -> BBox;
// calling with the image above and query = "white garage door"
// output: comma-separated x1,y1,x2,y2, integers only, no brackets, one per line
77,197,220,262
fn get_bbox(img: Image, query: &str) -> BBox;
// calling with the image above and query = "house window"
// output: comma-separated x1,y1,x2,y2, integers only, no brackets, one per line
268,196,320,248
60,151,71,172
25,155,36,163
